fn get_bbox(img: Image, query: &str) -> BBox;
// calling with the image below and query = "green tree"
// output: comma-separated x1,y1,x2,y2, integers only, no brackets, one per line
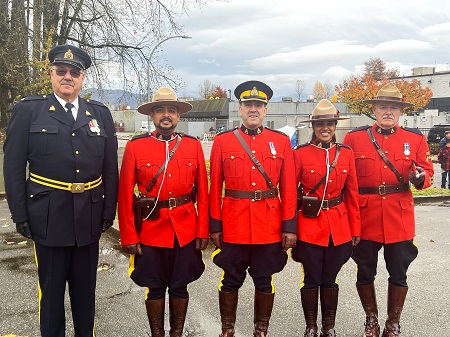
0,0,221,127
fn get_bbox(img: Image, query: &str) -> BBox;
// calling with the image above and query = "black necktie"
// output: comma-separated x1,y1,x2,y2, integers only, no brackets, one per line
65,102,75,120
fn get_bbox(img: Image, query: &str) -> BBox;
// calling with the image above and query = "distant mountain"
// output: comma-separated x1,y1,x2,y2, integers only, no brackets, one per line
80,88,302,108
82,88,143,109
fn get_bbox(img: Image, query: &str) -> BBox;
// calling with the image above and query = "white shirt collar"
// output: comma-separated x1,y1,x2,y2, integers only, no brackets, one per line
54,94,79,119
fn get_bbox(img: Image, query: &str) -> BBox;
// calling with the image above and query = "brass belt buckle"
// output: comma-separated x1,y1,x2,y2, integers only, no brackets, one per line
322,199,329,210
71,183,85,193
254,190,262,201
168,198,176,209
378,185,386,195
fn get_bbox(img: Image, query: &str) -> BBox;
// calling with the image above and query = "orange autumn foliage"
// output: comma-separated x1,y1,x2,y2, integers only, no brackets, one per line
335,75,432,115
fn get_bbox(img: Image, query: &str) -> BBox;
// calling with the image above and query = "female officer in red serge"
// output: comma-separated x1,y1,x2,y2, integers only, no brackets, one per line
209,80,297,337
118,87,209,337
292,99,361,337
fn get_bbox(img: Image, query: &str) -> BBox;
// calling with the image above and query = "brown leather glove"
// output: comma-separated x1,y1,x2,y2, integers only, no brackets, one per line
210,232,223,249
122,243,143,255
408,166,425,186
352,236,361,246
196,238,209,250
282,232,297,251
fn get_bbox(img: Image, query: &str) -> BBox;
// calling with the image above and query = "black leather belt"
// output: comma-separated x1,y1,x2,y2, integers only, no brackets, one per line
225,188,278,200
158,194,192,209
321,194,343,209
358,182,410,195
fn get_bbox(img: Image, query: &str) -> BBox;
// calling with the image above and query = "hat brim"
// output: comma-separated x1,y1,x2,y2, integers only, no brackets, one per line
137,101,192,115
239,96,268,103
363,98,414,108
52,59,85,70
299,116,349,123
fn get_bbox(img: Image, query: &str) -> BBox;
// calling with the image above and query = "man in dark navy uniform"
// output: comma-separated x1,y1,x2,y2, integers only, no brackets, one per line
3,44,118,337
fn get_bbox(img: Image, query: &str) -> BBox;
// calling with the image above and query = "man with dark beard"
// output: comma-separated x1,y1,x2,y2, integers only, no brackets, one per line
118,87,209,337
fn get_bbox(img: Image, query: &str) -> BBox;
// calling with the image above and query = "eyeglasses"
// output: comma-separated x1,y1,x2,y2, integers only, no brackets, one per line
53,67,82,78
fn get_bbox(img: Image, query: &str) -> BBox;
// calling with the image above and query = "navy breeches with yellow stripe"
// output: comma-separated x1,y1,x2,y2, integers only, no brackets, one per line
35,241,99,337
212,242,288,293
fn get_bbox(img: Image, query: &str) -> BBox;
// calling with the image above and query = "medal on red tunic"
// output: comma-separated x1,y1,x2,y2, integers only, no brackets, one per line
269,142,276,155
403,142,411,156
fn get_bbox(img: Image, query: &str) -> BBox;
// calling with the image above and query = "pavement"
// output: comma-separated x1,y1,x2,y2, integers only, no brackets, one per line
1,136,450,336
1,196,450,336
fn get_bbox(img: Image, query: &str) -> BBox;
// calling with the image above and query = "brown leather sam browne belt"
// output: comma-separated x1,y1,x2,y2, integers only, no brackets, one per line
158,194,192,209
321,194,343,209
225,188,278,200
358,182,410,195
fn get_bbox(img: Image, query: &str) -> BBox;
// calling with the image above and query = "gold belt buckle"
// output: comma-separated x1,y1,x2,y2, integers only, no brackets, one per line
378,185,386,195
71,183,85,193
322,199,329,210
168,198,177,209
254,190,262,201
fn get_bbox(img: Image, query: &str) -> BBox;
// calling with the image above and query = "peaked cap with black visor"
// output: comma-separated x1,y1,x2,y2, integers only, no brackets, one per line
48,44,92,70
234,80,273,104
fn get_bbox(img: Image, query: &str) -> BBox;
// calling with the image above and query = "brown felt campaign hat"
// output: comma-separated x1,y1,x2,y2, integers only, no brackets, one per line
299,99,349,123
137,87,192,115
363,83,413,107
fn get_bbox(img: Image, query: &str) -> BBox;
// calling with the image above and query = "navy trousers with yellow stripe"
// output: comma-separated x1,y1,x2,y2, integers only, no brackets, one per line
35,241,99,337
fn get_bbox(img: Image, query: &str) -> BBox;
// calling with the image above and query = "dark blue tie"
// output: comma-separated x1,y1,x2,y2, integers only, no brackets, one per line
65,102,75,120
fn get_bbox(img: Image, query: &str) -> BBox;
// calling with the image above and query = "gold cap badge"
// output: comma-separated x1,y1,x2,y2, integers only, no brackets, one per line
64,49,74,60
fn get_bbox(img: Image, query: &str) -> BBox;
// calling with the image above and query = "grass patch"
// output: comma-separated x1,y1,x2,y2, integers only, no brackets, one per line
411,186,450,196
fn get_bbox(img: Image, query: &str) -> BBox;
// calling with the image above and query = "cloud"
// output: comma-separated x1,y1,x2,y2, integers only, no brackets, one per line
157,0,450,98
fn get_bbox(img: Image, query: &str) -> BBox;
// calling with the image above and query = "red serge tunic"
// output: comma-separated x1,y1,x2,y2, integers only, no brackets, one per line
118,133,209,248
209,127,297,244
343,124,434,244
294,143,361,246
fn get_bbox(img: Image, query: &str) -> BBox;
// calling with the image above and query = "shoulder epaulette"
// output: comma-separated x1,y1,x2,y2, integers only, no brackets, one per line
401,126,424,136
348,125,371,133
266,127,288,137
20,95,48,102
336,142,351,150
294,143,309,150
179,133,199,140
85,99,107,108
215,127,236,137
130,133,151,141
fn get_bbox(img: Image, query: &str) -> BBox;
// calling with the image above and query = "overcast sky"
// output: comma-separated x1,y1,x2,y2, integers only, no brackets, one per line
150,0,450,100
